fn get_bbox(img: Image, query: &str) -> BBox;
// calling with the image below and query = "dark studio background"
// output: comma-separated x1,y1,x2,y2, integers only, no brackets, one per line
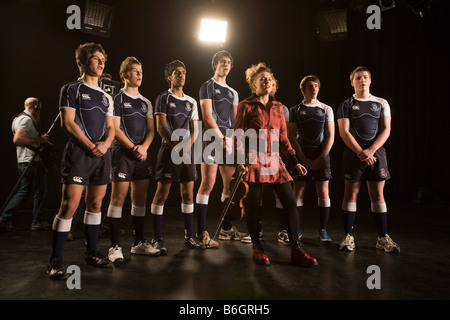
0,0,448,212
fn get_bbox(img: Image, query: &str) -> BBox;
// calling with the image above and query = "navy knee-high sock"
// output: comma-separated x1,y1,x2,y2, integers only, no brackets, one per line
132,216,144,244
195,194,209,234
131,205,146,245
196,204,207,233
108,217,121,246
318,198,331,230
107,205,122,247
342,201,357,235
84,211,101,253
343,211,356,235
151,204,164,240
51,216,72,258
152,214,163,239
371,202,388,237
373,213,387,237
182,203,194,237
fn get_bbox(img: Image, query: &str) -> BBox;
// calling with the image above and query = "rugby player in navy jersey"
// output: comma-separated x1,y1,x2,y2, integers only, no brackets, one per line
288,75,335,244
337,66,400,253
194,50,248,248
106,57,159,263
150,60,204,250
47,43,115,279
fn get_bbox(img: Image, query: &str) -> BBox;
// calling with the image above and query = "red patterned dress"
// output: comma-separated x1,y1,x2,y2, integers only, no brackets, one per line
234,95,299,183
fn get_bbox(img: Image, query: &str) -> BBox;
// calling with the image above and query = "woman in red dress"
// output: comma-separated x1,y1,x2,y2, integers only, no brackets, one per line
234,62,318,266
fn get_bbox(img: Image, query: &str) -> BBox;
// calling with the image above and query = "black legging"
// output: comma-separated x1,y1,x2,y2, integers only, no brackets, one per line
246,181,298,246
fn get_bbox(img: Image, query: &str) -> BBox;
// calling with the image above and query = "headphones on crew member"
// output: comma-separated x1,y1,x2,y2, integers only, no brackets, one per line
33,98,42,112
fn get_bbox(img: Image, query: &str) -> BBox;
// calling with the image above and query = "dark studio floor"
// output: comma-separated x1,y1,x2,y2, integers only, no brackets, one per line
0,199,449,309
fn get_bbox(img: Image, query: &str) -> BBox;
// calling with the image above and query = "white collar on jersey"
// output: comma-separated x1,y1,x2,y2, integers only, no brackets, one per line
302,100,321,107
352,94,373,101
120,88,142,99
211,77,229,88
81,80,104,93
168,88,188,100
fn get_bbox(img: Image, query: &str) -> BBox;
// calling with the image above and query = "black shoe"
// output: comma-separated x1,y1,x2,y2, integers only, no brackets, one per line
47,256,68,279
185,236,206,249
0,219,13,232
85,249,112,268
151,238,168,255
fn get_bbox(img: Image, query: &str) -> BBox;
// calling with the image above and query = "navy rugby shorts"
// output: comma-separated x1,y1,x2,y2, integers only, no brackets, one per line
154,143,197,182
341,146,391,182
111,143,153,181
61,141,112,185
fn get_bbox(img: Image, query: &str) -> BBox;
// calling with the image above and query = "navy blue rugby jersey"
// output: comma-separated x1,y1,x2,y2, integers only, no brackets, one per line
199,78,239,133
154,89,199,144
113,89,153,145
337,95,391,147
289,100,334,150
59,79,114,142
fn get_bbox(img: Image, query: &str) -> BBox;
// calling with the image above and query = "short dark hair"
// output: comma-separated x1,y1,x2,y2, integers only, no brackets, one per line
164,60,186,84
211,50,233,71
300,75,321,95
75,42,107,77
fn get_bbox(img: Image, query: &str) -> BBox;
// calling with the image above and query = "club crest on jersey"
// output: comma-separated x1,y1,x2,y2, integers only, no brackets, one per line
371,103,379,112
185,102,191,111
141,103,147,112
102,95,109,106
228,90,234,99
316,109,324,117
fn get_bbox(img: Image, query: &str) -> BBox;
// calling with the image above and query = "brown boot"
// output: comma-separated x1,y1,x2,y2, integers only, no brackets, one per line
291,242,318,267
252,244,270,265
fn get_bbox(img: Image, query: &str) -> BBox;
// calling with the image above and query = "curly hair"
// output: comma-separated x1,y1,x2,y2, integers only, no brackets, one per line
245,62,273,93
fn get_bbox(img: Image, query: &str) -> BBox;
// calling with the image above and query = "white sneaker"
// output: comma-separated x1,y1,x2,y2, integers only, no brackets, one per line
376,235,400,253
219,226,248,241
339,234,355,252
131,240,160,256
277,230,290,246
108,245,124,263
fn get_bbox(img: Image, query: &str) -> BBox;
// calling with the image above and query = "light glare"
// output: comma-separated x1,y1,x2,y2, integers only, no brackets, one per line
199,19,227,43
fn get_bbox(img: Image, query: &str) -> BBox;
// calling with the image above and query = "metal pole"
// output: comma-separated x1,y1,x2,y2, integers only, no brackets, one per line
212,170,245,240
